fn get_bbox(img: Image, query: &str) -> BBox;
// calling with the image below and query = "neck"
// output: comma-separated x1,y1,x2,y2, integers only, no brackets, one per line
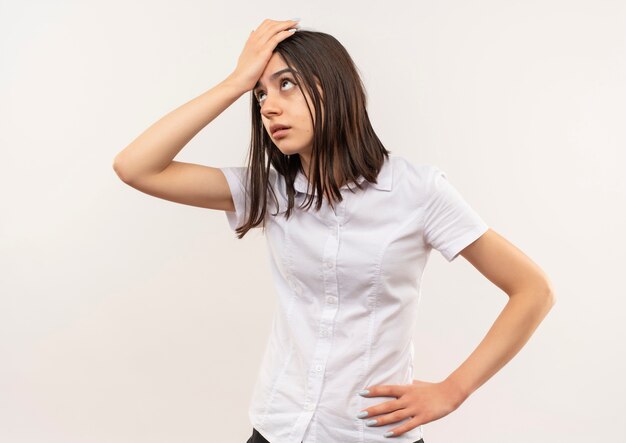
299,153,345,189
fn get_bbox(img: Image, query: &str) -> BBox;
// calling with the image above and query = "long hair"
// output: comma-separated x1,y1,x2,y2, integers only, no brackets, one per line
233,29,391,239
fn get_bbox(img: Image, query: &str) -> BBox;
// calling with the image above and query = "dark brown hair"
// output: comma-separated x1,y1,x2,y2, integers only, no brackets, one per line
234,29,391,239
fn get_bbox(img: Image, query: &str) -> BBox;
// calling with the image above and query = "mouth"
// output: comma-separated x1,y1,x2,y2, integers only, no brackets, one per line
271,127,291,138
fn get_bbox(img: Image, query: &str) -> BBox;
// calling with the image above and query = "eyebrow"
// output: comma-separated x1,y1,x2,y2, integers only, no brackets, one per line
254,68,296,91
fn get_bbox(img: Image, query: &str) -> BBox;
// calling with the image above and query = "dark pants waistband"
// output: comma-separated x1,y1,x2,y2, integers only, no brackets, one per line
246,427,425,443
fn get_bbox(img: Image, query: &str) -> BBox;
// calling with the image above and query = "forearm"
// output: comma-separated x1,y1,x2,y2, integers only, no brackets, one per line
113,74,248,182
444,289,556,403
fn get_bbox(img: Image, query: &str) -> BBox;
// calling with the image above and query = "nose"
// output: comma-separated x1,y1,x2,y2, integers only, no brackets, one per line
260,93,283,118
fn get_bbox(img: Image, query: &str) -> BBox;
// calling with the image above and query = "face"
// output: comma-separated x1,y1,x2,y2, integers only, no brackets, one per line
254,52,322,165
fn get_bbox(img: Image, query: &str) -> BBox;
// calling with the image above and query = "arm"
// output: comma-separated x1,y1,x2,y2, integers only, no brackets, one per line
443,228,557,404
112,19,299,211
112,76,247,182
112,18,300,182
353,230,556,438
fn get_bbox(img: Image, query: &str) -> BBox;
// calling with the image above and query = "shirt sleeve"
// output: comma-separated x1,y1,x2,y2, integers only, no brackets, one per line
219,166,253,232
422,166,489,262
218,166,278,232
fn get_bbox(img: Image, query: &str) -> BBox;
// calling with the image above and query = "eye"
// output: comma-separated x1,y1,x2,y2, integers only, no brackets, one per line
256,77,296,104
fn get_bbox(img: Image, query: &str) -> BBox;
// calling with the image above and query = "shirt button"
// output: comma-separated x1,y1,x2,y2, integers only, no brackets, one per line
304,402,314,411
326,262,334,269
326,296,337,304
315,364,323,372
320,329,328,337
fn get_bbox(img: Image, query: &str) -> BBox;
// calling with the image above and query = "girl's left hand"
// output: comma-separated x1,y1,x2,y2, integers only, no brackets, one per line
356,379,467,438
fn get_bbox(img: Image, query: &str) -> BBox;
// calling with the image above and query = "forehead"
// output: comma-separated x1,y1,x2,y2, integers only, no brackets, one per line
254,53,292,89
263,52,286,74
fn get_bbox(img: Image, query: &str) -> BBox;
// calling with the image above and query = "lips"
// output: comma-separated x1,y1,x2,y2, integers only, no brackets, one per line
270,124,291,135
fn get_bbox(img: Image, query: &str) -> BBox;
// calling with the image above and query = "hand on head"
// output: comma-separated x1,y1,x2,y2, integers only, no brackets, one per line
228,18,301,92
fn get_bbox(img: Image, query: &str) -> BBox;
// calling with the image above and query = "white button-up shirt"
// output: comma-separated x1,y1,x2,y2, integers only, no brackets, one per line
219,155,489,443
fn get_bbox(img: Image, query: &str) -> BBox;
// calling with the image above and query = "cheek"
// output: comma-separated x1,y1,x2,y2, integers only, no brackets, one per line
299,117,314,135
295,107,314,132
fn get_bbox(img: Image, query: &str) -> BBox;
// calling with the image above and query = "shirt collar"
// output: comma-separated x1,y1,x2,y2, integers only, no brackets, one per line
293,156,392,195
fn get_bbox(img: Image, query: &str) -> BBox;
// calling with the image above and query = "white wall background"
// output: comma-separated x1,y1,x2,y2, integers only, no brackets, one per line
1,0,624,441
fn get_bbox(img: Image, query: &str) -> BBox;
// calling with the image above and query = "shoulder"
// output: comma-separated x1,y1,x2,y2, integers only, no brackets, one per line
389,154,439,178
388,155,442,195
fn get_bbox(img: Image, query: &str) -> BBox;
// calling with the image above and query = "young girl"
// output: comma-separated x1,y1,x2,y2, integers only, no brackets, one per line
113,18,556,443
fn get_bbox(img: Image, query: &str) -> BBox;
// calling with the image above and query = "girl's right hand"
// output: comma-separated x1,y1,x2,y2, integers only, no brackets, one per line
228,19,300,92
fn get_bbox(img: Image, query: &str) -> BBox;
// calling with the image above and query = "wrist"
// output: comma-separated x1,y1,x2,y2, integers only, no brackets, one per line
441,376,471,407
222,73,250,96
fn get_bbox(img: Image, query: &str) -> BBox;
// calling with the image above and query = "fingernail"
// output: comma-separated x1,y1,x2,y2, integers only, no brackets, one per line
358,389,370,396
356,411,369,418
384,431,394,438
365,419,377,426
